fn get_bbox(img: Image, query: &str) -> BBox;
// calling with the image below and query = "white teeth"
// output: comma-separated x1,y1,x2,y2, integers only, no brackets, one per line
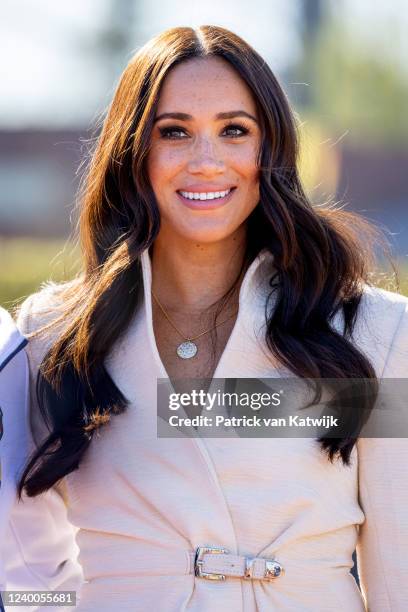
179,189,232,201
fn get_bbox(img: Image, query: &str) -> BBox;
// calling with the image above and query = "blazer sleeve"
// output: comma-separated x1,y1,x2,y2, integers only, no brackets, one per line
356,300,408,611
1,294,84,611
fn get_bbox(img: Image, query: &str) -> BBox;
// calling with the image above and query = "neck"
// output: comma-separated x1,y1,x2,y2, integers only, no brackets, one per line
150,229,247,313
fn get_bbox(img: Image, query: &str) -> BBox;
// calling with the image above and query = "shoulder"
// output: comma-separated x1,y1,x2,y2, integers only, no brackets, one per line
351,285,408,377
0,306,27,372
14,280,77,376
15,280,73,335
359,284,408,319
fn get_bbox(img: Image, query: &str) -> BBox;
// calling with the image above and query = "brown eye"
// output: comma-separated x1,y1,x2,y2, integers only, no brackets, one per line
159,126,188,139
222,124,249,137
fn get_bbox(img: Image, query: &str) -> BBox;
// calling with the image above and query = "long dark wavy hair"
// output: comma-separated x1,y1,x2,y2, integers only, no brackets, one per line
18,25,381,498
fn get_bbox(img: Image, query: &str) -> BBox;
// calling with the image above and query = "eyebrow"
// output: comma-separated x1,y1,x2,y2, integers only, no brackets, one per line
154,110,258,123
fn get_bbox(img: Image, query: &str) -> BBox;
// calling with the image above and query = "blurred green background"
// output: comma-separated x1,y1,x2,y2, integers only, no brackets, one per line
0,238,80,310
1,0,407,309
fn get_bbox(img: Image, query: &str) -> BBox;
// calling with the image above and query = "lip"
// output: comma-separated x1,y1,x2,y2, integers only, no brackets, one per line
176,187,236,210
178,185,235,192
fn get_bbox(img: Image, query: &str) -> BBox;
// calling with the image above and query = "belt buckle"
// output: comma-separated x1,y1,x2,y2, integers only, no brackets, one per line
194,545,230,580
244,556,284,581
263,560,284,581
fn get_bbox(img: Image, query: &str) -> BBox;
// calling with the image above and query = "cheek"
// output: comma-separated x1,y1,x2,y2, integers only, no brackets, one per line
229,144,260,182
147,146,184,191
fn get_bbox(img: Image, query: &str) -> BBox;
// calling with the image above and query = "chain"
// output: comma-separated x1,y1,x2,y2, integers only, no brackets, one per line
151,290,238,342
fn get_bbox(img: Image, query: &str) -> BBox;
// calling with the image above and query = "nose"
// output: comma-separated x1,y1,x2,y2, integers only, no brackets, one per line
187,135,226,175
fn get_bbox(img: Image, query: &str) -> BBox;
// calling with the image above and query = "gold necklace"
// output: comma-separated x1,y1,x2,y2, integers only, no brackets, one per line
151,290,238,359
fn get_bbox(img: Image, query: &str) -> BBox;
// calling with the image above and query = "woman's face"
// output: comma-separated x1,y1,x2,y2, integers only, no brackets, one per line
146,56,261,245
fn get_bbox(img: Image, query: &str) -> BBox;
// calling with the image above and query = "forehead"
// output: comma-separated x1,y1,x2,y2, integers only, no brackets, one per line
156,56,257,116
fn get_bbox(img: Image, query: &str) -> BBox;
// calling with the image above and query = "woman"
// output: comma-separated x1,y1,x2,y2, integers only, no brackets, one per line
4,25,408,611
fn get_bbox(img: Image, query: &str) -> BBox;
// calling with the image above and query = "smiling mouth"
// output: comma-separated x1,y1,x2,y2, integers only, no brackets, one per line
177,188,235,201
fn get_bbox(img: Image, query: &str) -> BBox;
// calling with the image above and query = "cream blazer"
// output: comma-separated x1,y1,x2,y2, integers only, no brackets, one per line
2,249,408,612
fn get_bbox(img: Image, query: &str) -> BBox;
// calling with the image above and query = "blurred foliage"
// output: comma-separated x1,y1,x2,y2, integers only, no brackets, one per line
0,237,406,313
297,115,342,202
296,15,408,148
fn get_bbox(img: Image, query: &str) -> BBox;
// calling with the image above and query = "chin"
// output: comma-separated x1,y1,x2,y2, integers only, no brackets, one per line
179,231,234,245
158,211,247,245
176,221,242,245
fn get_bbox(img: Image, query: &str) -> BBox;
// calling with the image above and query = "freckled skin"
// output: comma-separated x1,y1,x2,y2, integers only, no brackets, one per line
146,56,262,247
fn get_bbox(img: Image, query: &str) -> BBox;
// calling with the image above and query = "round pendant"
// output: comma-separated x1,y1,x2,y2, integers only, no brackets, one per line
177,341,198,359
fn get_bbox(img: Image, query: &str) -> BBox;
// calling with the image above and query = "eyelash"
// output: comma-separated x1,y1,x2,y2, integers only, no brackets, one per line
158,123,250,140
